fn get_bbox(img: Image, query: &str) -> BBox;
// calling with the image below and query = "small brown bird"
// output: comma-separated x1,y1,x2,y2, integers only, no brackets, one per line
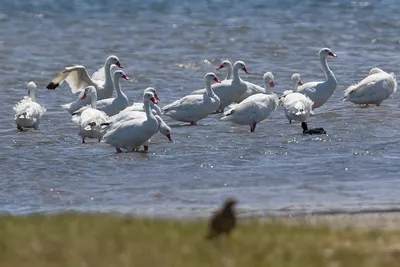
205,198,237,240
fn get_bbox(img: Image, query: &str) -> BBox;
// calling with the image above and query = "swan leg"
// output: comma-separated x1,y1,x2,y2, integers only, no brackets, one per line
16,125,24,131
190,121,197,125
82,138,86,144
250,122,257,132
116,148,123,153
98,138,101,142
144,145,149,152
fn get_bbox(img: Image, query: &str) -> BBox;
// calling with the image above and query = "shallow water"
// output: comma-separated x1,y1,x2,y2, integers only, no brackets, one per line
1,0,400,218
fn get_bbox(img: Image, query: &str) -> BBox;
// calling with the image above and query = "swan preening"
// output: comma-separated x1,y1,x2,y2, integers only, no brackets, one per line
344,68,397,106
14,81,46,131
15,47,397,152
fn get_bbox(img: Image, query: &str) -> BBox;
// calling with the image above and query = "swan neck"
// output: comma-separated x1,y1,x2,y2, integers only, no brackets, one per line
29,89,36,102
144,101,153,118
293,81,299,92
205,80,215,96
320,56,332,78
90,93,97,109
113,77,123,97
232,67,240,81
226,66,232,80
104,62,113,88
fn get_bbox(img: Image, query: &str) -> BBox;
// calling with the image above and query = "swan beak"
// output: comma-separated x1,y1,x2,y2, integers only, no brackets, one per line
328,51,337,57
213,77,221,83
216,64,224,70
150,97,156,104
122,75,130,80
269,81,275,88
155,94,160,101
166,134,173,142
116,62,124,68
81,93,87,100
242,67,250,74
298,81,303,86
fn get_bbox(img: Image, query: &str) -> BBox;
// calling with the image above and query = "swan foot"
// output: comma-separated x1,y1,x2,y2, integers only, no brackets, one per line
250,122,257,132
82,138,86,144
16,125,24,131
116,148,123,153
190,121,197,125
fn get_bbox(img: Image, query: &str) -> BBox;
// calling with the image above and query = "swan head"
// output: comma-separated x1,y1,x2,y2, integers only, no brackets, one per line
161,125,172,142
263,72,275,88
113,70,130,81
144,87,160,102
143,91,157,104
319,48,337,58
27,81,36,95
369,68,384,75
291,73,303,86
233,61,249,74
80,86,97,100
205,72,221,84
216,60,232,71
106,55,123,68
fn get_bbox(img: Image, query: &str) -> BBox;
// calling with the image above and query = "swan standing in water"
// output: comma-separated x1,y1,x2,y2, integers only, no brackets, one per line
14,81,46,131
343,67,397,106
46,55,123,99
71,86,108,143
163,73,221,125
190,61,250,112
221,72,279,132
103,92,159,153
281,73,314,123
67,70,130,115
297,48,337,110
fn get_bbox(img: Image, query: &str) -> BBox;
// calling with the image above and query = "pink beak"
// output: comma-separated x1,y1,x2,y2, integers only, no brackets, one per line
269,81,275,88
328,51,337,57
242,67,249,74
155,94,160,101
116,62,123,68
298,81,303,86
214,77,221,83
81,93,87,100
216,64,224,70
166,134,172,142
122,75,130,80
150,97,156,104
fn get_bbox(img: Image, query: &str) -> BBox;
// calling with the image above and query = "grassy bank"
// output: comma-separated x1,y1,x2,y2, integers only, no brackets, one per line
1,213,400,267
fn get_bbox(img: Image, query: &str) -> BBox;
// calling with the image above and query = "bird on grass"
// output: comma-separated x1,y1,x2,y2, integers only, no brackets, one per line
205,198,237,240
301,122,326,135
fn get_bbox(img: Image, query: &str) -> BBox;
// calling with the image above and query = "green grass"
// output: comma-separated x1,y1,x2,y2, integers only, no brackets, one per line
1,213,400,267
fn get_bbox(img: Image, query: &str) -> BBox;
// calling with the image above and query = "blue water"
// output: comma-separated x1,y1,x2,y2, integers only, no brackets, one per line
1,0,400,218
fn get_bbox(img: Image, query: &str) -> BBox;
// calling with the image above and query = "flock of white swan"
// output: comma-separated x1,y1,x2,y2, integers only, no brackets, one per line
13,47,397,152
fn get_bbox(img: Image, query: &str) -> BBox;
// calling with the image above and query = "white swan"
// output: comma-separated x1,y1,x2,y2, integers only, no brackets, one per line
216,60,233,80
236,72,275,103
103,92,159,153
71,86,108,143
14,81,46,131
66,70,130,116
121,87,162,116
163,73,221,125
343,68,397,106
46,55,123,99
281,73,314,123
221,72,279,132
191,61,250,112
297,48,337,109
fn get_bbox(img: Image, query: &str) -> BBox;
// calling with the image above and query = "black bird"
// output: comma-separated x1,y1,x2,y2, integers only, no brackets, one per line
205,198,237,240
301,122,326,135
